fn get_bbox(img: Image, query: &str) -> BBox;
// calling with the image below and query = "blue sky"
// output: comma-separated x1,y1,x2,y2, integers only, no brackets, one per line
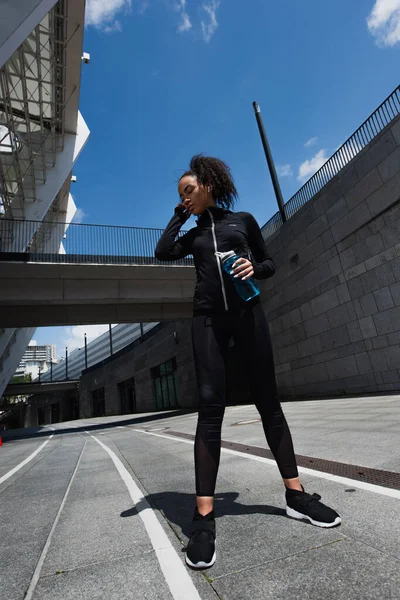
34,0,400,356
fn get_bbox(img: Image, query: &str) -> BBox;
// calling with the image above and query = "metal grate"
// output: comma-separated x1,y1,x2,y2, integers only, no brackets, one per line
166,430,400,490
262,85,400,241
0,0,67,217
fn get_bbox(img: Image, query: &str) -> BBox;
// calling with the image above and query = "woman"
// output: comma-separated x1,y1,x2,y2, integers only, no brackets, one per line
155,155,341,570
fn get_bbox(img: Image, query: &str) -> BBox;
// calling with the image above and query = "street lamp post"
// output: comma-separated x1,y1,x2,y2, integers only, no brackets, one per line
252,101,286,223
65,347,69,380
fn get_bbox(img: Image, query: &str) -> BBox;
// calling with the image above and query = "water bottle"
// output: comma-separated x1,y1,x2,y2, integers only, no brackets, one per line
216,251,260,302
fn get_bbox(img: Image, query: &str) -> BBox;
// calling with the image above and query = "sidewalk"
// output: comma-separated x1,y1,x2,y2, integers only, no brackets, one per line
0,396,399,599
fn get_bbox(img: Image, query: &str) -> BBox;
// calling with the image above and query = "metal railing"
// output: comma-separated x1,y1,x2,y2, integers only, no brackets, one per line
0,219,193,266
262,85,400,240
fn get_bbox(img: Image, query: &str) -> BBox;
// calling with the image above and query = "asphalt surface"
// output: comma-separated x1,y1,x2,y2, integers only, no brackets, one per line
1,396,399,599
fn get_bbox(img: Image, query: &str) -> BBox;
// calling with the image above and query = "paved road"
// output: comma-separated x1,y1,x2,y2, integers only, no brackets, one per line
1,397,399,599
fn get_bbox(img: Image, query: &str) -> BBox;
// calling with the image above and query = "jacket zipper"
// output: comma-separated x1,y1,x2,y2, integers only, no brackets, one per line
207,209,229,311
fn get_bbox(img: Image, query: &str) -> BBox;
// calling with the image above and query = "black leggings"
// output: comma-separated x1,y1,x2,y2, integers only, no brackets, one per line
192,302,298,496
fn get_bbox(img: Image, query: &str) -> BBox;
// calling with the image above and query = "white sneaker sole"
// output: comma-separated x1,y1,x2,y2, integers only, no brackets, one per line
185,549,216,570
286,506,342,528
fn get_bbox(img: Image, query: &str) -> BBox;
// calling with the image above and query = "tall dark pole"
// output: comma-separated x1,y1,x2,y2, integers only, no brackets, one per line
109,324,113,355
50,360,53,382
65,347,69,380
84,333,88,369
252,101,286,223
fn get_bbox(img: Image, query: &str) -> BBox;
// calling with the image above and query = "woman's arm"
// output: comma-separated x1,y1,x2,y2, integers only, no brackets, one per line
243,212,275,279
154,207,193,261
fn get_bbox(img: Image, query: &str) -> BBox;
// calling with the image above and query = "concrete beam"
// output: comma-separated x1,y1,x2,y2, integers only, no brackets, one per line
0,261,195,327
0,302,193,328
3,380,79,396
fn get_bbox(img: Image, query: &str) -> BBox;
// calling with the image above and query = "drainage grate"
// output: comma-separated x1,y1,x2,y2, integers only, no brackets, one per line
166,430,400,491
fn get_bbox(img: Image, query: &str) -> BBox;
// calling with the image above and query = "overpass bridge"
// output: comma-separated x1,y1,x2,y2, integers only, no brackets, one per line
1,85,399,331
0,221,195,327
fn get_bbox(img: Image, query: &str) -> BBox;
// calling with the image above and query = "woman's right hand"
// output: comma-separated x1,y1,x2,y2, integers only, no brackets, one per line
175,203,191,222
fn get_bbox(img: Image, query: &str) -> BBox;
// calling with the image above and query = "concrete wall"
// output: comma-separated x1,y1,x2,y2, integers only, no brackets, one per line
79,321,198,417
262,114,400,397
24,389,79,427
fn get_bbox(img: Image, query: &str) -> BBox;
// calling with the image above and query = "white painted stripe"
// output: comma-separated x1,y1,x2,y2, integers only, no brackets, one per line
24,440,87,600
0,434,54,486
132,429,400,500
91,435,202,600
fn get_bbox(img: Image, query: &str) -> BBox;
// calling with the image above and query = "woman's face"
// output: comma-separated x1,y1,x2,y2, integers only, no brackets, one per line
178,175,214,216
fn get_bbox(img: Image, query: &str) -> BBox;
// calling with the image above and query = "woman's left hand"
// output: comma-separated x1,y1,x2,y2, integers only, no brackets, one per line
231,258,254,281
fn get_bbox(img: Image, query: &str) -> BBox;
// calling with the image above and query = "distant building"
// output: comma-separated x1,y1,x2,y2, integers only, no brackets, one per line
16,341,58,381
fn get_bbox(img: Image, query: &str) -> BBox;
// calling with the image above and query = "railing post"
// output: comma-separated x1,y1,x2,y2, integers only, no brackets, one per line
252,101,286,223
84,333,88,369
109,324,113,355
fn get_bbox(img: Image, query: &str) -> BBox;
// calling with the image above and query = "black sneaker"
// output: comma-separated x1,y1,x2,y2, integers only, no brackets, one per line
185,508,216,569
286,487,341,528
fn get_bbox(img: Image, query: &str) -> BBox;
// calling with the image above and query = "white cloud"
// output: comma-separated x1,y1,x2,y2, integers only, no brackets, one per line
85,0,132,31
297,149,328,182
277,164,293,177
201,1,220,43
175,0,192,33
178,12,192,32
304,136,318,148
72,208,87,224
103,20,122,33
367,0,400,46
63,324,116,352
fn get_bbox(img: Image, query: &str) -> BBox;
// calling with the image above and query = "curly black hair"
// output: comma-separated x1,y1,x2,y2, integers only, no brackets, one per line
180,154,238,210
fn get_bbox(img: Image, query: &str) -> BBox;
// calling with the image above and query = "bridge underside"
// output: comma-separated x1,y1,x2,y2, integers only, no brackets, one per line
0,261,195,327
2,380,79,396
0,302,193,327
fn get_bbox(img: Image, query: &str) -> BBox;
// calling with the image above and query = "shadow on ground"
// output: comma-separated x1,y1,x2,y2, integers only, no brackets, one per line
121,491,286,540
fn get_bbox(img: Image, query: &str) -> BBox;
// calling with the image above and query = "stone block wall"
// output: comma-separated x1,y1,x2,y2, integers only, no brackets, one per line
262,114,400,397
79,320,198,417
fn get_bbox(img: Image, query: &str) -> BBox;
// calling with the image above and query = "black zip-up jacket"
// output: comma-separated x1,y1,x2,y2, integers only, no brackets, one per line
155,205,275,315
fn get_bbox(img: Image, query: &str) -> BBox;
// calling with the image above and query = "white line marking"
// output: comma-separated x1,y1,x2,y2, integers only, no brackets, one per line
132,429,400,500
91,434,202,600
24,440,87,600
0,434,54,486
